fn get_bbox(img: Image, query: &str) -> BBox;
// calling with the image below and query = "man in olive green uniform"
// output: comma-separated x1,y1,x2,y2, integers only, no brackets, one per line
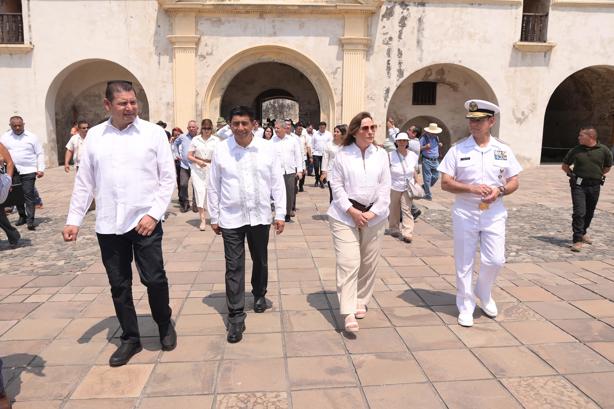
562,126,612,252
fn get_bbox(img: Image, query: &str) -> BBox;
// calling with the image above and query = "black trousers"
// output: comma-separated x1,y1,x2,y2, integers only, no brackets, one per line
298,160,308,190
16,172,36,224
327,181,333,203
283,173,296,215
178,167,195,207
221,224,270,324
571,182,601,243
174,160,181,192
97,223,171,343
313,155,324,184
0,210,18,243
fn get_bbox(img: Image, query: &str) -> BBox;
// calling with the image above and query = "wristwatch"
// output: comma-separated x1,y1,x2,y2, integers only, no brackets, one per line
498,185,506,196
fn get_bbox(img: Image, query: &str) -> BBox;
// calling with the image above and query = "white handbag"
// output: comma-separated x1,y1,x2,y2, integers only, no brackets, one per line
396,151,425,200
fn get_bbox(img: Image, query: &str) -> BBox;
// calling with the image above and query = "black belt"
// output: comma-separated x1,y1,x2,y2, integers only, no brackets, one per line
349,199,373,213
423,156,438,160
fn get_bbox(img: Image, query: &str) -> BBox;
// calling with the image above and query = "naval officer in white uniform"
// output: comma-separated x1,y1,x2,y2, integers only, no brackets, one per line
438,99,522,327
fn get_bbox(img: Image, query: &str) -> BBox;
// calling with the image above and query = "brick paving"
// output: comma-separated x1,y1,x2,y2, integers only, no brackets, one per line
0,164,613,408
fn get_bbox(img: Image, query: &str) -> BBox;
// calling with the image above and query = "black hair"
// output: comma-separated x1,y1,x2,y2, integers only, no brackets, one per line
228,106,255,122
105,80,134,101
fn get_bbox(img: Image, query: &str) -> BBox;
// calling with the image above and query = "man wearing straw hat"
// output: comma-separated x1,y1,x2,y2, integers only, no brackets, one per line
438,99,522,327
419,123,444,200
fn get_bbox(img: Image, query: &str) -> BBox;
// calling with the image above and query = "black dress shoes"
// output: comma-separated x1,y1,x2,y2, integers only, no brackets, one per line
227,322,245,343
254,296,267,313
284,215,291,222
412,209,422,221
159,323,177,351
6,229,20,246
15,217,26,226
109,342,142,367
27,224,36,231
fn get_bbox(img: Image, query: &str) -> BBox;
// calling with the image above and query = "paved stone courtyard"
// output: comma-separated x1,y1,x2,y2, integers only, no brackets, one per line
1,164,613,408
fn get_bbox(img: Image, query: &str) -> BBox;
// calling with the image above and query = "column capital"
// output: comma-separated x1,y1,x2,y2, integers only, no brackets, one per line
167,34,200,49
339,36,370,51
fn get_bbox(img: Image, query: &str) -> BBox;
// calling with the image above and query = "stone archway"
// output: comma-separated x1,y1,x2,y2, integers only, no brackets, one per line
203,45,335,125
401,115,452,155
45,59,149,165
541,65,614,163
219,62,320,125
387,64,499,145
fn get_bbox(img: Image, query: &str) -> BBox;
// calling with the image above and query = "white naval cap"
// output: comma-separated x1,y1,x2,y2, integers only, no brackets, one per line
464,99,500,119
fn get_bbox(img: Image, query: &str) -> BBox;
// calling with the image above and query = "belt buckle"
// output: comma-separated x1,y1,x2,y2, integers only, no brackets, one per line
479,202,489,211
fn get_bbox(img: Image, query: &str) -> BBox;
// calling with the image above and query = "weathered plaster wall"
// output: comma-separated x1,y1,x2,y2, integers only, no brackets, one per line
0,0,172,166
367,1,614,166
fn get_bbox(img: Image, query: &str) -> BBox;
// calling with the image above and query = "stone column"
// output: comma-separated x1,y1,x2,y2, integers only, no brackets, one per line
340,15,370,124
168,12,199,128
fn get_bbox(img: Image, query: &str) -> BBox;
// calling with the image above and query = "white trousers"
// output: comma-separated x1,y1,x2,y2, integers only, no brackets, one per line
330,218,385,315
452,202,507,315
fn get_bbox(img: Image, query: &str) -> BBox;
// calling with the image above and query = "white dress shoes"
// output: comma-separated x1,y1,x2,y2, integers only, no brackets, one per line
479,298,498,318
457,312,474,327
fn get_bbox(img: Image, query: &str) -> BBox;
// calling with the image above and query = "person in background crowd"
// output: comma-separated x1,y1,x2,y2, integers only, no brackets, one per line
64,120,89,173
170,127,183,192
273,121,303,222
420,123,444,200
438,99,521,327
407,125,423,220
321,124,346,203
311,121,332,187
174,121,198,213
305,123,315,176
253,119,264,138
388,132,419,243
263,126,274,141
328,112,390,333
208,106,286,344
294,121,311,193
562,126,612,252
384,117,399,152
187,118,220,231
0,142,20,246
156,120,171,139
70,120,79,136
63,80,177,365
0,116,45,230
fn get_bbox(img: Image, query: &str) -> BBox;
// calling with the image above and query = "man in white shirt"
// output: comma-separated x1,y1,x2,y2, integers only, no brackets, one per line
63,80,177,366
253,119,264,138
311,121,332,188
64,120,89,172
0,116,45,230
208,106,286,344
0,142,20,246
174,120,198,213
295,121,311,192
274,121,304,222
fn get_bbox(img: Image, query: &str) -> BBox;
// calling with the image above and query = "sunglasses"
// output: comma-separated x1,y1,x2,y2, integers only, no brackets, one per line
360,124,378,132
202,127,212,131
79,127,89,130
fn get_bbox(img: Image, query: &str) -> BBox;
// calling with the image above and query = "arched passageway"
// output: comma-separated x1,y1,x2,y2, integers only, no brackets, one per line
387,63,499,150
203,45,335,126
45,59,149,165
401,115,452,154
541,65,614,162
220,62,320,125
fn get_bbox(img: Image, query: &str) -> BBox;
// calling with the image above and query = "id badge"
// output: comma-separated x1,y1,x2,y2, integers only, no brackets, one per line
576,177,583,186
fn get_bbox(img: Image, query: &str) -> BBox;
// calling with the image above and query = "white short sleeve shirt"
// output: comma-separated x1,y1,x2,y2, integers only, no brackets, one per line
438,135,522,207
